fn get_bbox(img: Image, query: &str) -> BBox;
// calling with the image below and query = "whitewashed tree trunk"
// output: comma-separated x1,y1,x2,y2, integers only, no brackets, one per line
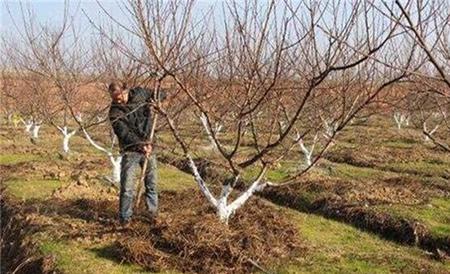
109,155,122,185
23,119,33,132
96,115,104,123
216,184,232,223
75,113,83,122
22,119,43,142
31,123,41,139
200,112,222,150
323,119,338,139
393,112,409,130
57,126,77,154
187,155,270,224
423,122,439,142
83,128,122,185
295,133,318,167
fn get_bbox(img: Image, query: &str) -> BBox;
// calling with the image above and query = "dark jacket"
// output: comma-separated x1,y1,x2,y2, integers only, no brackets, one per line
109,87,166,152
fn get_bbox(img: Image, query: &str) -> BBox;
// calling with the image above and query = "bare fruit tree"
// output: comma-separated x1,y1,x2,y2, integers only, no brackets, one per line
388,0,450,152
5,1,98,154
93,0,422,223
0,56,48,142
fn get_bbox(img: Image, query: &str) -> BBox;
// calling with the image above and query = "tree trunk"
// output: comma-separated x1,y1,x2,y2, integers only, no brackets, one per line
110,155,122,185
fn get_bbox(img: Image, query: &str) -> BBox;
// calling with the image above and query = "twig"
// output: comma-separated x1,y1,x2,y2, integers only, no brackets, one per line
11,256,37,274
247,258,273,274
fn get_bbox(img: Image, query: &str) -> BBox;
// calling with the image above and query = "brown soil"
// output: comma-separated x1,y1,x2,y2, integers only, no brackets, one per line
325,149,377,168
160,153,447,208
262,176,442,208
0,161,35,181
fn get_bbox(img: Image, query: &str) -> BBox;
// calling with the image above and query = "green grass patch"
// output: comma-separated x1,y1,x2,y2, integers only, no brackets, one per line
242,161,297,183
383,140,415,149
242,167,289,182
39,239,156,274
272,208,450,274
0,153,40,165
158,163,196,191
382,161,450,178
4,179,66,200
375,198,450,238
332,163,389,180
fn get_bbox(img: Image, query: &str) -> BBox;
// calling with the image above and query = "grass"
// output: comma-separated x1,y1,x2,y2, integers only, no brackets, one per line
242,161,298,183
383,136,419,149
374,198,450,238
331,163,390,180
0,153,40,165
158,163,196,191
39,238,154,274
272,208,450,274
382,161,450,179
4,179,67,201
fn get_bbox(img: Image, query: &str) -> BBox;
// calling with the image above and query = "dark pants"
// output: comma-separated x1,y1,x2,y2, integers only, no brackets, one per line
119,151,158,222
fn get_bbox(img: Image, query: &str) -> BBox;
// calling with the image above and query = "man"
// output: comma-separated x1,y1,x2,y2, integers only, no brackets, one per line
108,82,165,225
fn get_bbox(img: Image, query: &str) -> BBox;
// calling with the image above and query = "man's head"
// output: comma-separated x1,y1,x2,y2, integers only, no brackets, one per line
109,82,129,104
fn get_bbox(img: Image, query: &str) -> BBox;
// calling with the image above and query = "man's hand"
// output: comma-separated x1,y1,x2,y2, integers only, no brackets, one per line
143,144,153,156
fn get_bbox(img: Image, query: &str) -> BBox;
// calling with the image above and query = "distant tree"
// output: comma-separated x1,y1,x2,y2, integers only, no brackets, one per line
391,0,450,152
5,1,99,154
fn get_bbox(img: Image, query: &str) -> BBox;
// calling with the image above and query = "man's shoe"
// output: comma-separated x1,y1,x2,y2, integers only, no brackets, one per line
148,210,158,219
139,211,158,223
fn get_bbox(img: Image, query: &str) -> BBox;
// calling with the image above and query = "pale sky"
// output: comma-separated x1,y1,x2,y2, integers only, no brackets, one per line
0,0,224,35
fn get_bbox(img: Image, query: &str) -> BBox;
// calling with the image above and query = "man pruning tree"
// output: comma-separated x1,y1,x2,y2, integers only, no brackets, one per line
108,82,165,225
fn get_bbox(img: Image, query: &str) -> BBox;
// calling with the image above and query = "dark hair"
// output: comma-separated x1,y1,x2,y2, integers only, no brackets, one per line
108,82,127,93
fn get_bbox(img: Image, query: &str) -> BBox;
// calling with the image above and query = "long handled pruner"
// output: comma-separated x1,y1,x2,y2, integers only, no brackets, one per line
135,75,164,212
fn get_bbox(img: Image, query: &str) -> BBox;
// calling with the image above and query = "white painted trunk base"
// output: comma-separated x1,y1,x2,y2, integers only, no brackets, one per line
322,119,338,139
58,126,77,154
423,122,439,142
83,128,122,185
296,133,318,168
31,124,41,139
187,156,269,224
110,156,122,184
394,113,409,130
24,121,33,132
